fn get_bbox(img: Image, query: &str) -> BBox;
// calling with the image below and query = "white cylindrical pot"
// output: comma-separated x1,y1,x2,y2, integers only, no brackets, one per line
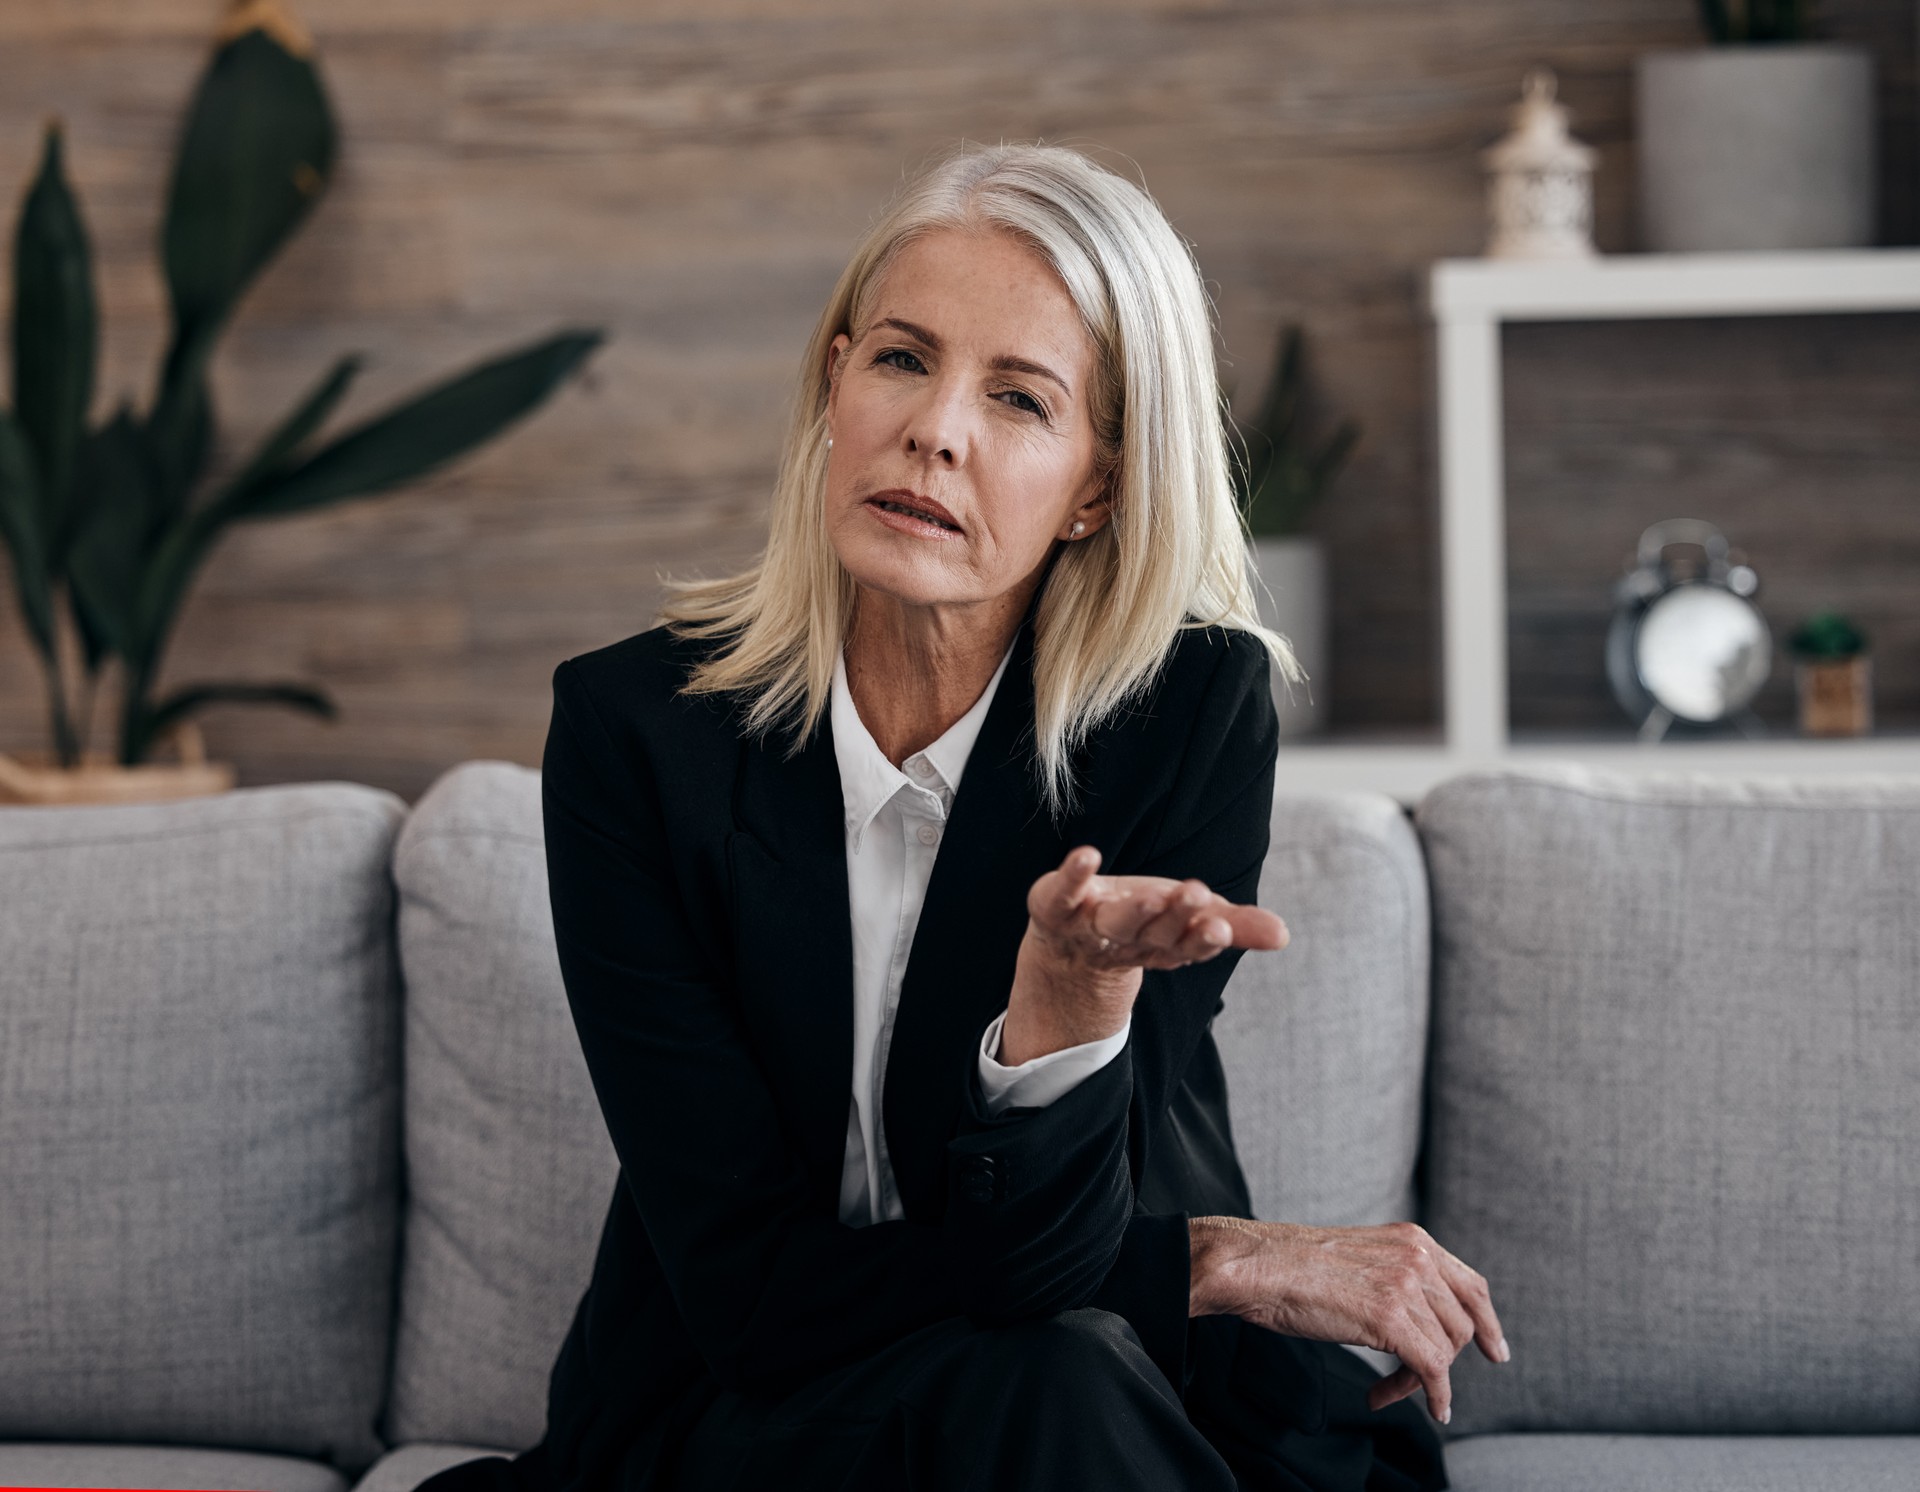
1251,536,1328,739
1636,45,1876,251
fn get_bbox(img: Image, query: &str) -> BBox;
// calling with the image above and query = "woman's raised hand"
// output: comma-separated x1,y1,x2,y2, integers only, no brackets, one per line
999,844,1287,1066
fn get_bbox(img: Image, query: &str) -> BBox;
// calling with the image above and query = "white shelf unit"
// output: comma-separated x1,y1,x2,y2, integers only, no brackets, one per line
1274,248,1920,804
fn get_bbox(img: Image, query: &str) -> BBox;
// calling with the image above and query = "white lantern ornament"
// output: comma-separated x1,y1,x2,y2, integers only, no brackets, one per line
1483,67,1597,260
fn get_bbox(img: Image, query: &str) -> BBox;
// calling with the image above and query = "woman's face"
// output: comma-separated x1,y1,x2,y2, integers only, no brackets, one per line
823,226,1111,617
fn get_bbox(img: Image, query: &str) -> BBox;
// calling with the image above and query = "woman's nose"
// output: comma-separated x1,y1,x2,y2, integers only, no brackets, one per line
902,376,970,466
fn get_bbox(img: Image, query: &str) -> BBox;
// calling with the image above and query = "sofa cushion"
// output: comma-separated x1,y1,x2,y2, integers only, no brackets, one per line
350,1443,513,1492
0,1442,347,1492
1444,1432,1920,1491
1418,766,1920,1435
0,785,405,1472
1215,790,1430,1228
385,762,618,1450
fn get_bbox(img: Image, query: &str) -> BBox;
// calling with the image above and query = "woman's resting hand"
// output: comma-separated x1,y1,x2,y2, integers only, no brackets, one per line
1187,1216,1510,1426
1000,845,1288,1066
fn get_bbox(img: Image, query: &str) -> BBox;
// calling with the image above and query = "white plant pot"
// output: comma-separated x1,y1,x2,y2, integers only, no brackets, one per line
1636,45,1876,252
1250,536,1328,739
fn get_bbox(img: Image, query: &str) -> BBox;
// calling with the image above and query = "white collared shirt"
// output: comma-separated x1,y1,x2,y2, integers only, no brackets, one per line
830,640,1131,1227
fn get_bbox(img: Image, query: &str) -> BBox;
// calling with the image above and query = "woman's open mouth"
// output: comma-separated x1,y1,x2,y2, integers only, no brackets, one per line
864,494,964,539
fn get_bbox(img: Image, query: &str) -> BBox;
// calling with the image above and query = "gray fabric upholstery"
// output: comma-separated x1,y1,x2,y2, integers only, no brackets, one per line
0,785,404,1471
385,762,619,1450
1445,1433,1920,1491
1418,766,1920,1437
350,1443,514,1492
1216,790,1430,1228
0,1442,348,1492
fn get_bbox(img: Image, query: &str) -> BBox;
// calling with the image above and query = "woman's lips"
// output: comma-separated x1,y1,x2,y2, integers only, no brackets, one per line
864,493,964,540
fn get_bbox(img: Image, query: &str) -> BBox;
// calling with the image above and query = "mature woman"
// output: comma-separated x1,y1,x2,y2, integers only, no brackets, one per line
426,142,1504,1492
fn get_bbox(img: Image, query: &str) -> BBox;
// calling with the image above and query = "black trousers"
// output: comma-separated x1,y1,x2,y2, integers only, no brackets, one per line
425,1312,1446,1492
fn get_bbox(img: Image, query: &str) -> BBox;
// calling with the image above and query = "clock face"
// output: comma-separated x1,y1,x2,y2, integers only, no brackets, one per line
1634,583,1773,722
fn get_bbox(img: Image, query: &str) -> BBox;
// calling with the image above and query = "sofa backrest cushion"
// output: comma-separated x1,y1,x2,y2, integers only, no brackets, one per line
385,762,616,1451
0,783,405,1473
1418,766,1920,1436
1216,790,1431,1227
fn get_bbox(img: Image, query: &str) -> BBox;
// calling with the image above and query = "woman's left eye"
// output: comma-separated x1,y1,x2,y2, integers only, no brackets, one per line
997,388,1045,417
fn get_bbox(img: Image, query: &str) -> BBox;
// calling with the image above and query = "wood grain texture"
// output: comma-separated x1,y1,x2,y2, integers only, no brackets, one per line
0,0,1913,799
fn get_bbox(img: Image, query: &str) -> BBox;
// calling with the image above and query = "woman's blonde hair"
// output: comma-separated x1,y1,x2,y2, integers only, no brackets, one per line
658,140,1303,820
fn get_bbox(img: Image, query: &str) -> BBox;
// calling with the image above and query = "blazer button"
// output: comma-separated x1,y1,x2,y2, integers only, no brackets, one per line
958,1155,998,1204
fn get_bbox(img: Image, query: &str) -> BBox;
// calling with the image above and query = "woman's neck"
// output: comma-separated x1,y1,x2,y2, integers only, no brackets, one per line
842,586,1029,767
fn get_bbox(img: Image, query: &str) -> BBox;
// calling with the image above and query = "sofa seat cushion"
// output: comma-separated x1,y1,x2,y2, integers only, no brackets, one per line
1418,767,1920,1436
1446,1433,1920,1491
0,784,407,1472
0,1441,347,1492
386,762,618,1450
350,1444,514,1492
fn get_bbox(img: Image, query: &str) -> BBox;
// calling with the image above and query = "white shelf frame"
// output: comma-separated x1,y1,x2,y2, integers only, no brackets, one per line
1272,249,1920,804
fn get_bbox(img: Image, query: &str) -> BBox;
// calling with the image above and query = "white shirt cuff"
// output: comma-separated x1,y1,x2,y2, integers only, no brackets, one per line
974,1009,1131,1118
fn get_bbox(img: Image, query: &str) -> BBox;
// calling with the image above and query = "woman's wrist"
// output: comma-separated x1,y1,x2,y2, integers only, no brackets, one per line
1187,1215,1265,1318
1001,924,1141,1065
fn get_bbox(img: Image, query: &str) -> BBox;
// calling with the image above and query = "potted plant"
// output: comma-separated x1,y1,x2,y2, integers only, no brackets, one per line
1788,610,1872,736
0,0,602,805
1636,1,1875,251
1228,322,1357,739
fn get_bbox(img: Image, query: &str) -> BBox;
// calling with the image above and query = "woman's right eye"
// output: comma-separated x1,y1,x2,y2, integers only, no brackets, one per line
874,348,927,373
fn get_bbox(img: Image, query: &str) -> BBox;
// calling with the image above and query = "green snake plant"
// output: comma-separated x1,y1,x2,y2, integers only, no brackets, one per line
1228,322,1358,539
2,2,602,769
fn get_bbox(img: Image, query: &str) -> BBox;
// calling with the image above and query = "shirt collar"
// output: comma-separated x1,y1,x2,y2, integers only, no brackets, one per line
831,638,1016,854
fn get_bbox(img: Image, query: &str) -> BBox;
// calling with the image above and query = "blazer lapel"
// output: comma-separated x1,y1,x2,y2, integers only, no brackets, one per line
881,615,1075,1222
725,708,856,1209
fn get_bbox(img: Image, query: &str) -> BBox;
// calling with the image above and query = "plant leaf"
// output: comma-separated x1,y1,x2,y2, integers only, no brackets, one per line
0,411,56,656
151,24,336,508
11,120,97,531
67,409,170,663
233,330,603,519
216,354,360,505
140,678,335,758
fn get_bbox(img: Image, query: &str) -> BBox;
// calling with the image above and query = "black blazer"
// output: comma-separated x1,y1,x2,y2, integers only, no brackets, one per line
523,603,1290,1492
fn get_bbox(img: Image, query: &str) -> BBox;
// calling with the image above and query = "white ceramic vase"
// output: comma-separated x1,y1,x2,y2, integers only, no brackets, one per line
1251,536,1328,739
1636,45,1876,251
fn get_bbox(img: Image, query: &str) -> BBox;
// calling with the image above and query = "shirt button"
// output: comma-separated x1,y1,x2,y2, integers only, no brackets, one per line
908,756,934,780
916,823,940,847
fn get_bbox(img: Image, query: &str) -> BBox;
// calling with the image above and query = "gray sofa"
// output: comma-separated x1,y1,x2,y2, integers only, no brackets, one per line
2,760,1915,1490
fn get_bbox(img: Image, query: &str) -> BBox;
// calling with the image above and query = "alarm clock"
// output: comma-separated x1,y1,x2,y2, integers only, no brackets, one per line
1605,519,1771,741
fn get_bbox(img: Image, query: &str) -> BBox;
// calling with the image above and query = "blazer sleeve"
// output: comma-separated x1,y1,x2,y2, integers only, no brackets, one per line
940,627,1280,1389
542,657,968,1392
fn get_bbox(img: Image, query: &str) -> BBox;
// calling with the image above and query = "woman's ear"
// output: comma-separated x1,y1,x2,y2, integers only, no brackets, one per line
825,333,852,428
1062,490,1115,541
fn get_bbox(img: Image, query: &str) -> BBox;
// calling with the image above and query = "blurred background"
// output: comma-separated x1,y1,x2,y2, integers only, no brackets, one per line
0,0,1914,802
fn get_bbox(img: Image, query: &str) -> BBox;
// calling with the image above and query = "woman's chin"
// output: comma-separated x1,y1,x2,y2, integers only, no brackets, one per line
834,540,975,609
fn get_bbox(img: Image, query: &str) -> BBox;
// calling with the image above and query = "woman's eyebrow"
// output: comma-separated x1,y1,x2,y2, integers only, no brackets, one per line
873,316,1073,398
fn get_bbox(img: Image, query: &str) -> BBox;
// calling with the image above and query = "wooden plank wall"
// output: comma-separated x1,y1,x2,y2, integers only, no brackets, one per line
0,0,1913,797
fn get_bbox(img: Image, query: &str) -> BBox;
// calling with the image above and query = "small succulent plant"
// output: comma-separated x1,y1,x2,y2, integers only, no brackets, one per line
1788,610,1867,659
2,0,602,769
1698,0,1812,43
1227,322,1358,538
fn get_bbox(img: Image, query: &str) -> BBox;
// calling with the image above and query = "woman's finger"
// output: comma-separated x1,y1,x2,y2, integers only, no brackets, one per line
1435,1251,1509,1364
1365,1363,1422,1413
1388,1305,1455,1425
1423,1269,1477,1356
1128,879,1216,955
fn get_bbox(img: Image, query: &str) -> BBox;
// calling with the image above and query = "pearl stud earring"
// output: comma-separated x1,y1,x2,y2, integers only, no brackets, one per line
1069,520,1085,538
826,437,833,450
